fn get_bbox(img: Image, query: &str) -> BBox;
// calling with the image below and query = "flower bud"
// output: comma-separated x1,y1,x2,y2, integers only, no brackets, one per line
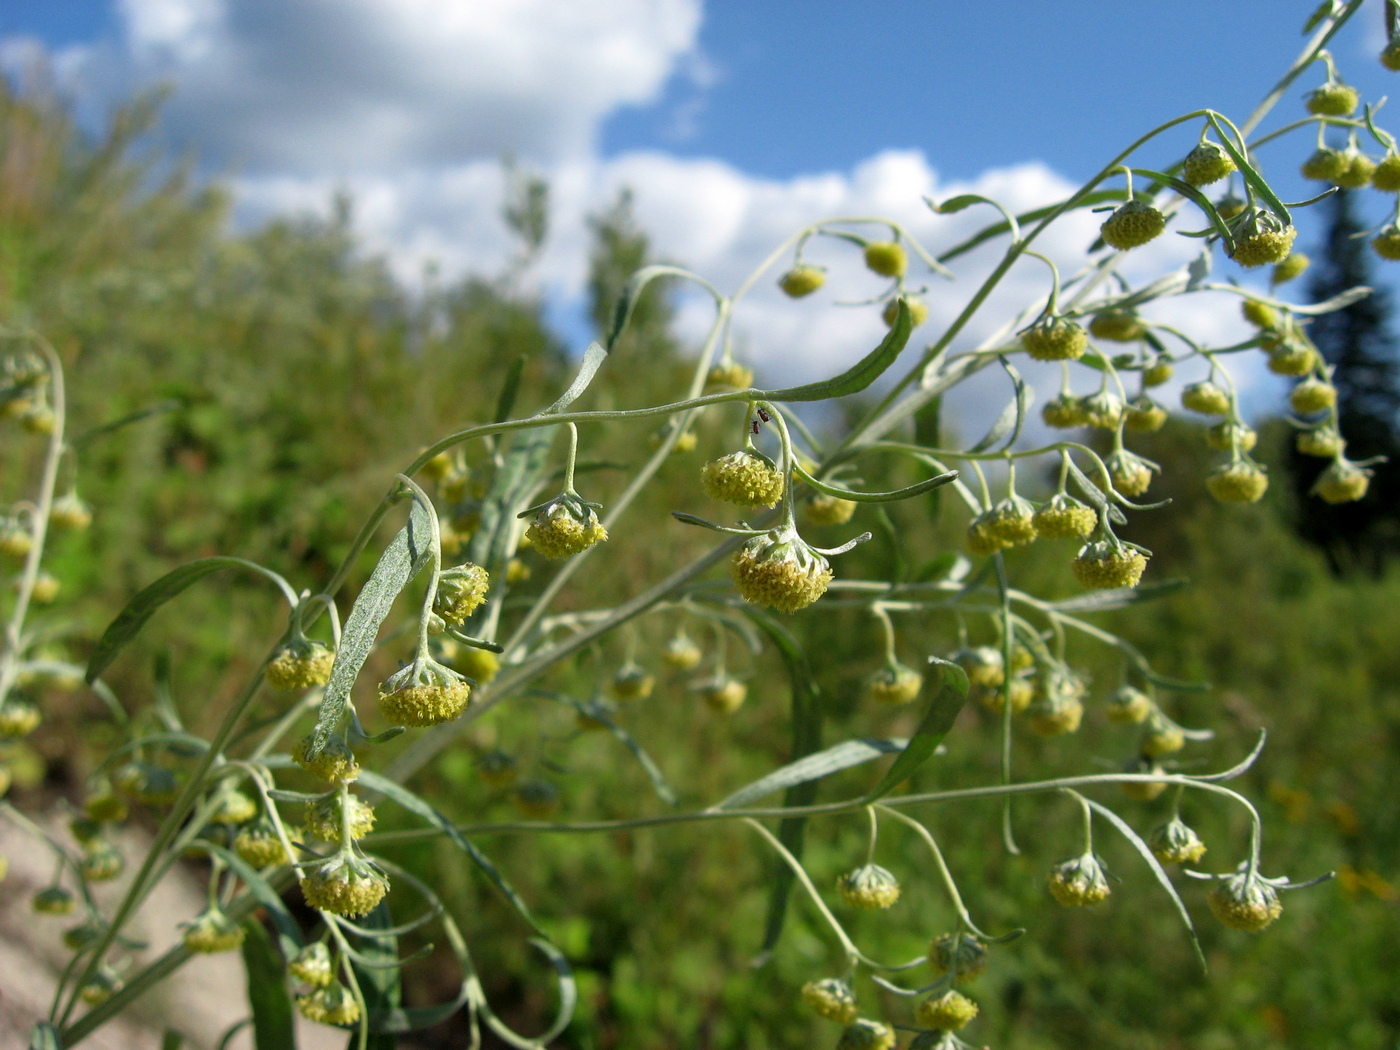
694,675,747,713
377,660,471,727
801,977,859,1024
974,675,1033,714
1182,141,1236,186
1289,378,1337,414
1295,426,1344,458
300,854,389,918
731,528,834,613
779,264,826,298
1105,685,1152,724
450,646,498,685
804,492,857,526
1266,340,1317,376
305,794,376,843
265,639,336,691
1206,459,1269,503
1312,458,1371,503
463,751,516,790
0,521,31,559
289,942,335,986
1207,871,1282,931
1334,151,1376,190
660,632,703,670
1206,421,1257,453
80,843,125,882
1271,253,1310,284
234,821,290,868
929,931,989,980
1215,195,1246,220
1088,309,1145,342
297,982,361,1026
611,664,655,701
981,495,1038,546
78,970,123,1006
33,885,77,915
952,646,1004,689
914,989,979,1031
1228,212,1297,268
1027,686,1084,737
62,921,106,952
884,297,929,328
1181,381,1231,415
293,734,360,784
864,662,923,705
0,698,41,738
433,563,490,626
706,361,754,389
1150,817,1207,865
182,908,246,953
28,572,59,604
1081,390,1124,429
837,864,901,909
863,241,907,278
211,788,257,825
1373,152,1400,192
514,779,561,818
1119,756,1169,801
1072,540,1149,590
1374,226,1400,260
1301,147,1349,182
1032,494,1096,540
1101,200,1167,250
1141,357,1174,387
1041,393,1090,429
1102,449,1154,497
1021,317,1087,361
1240,299,1278,330
1123,395,1167,432
1383,38,1400,70
526,498,608,558
49,493,92,531
1306,82,1359,116
1047,852,1111,907
1140,713,1186,757
19,404,55,434
701,450,785,507
837,1019,896,1050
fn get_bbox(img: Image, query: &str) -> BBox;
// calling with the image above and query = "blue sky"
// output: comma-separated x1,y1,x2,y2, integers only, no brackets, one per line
2,1,1398,413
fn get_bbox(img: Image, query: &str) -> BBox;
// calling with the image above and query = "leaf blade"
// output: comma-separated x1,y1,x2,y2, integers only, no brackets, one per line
862,659,968,803
756,300,912,403
240,918,297,1050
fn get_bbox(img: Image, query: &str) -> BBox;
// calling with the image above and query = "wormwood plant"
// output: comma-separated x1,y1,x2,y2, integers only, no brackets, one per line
4,2,1399,1047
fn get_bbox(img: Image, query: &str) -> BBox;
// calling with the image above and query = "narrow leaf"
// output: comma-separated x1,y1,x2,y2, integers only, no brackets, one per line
756,300,912,403
345,901,400,1050
716,738,907,811
87,558,294,683
796,465,958,504
307,497,433,758
357,770,549,938
564,700,676,804
604,264,691,351
28,1024,61,1050
1048,579,1188,612
494,355,527,423
863,662,968,802
71,399,180,449
543,342,608,415
240,918,297,1050
1084,799,1206,973
995,356,1030,452
742,612,823,955
967,397,1019,454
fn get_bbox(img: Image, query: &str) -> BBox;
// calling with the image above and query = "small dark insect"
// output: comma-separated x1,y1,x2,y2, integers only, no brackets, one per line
750,419,761,435
756,407,771,423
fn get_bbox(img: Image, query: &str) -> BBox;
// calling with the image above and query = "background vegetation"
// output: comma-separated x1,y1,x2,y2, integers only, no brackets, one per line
2,78,1397,1049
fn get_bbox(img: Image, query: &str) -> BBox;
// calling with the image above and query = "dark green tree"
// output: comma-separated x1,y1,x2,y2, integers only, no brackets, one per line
1287,189,1400,574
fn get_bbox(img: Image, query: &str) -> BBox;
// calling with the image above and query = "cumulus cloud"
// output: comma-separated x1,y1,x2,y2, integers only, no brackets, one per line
70,0,703,173
3,0,1275,432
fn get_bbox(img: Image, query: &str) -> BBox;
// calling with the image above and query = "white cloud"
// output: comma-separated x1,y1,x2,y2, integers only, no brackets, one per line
78,0,704,174
3,0,1275,436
